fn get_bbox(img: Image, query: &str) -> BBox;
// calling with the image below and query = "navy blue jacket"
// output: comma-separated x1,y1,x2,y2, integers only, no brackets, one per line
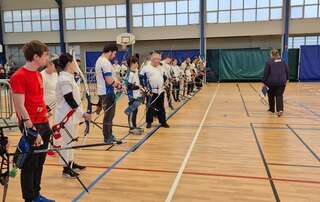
262,58,289,86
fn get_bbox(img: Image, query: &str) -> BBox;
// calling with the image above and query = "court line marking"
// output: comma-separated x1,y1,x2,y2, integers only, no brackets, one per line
44,163,320,185
286,124,320,162
250,123,280,202
236,83,250,117
165,84,220,202
268,162,320,169
72,89,201,201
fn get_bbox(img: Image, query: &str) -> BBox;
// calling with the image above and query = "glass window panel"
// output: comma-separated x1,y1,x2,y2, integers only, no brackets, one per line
66,20,75,30
207,12,217,23
4,23,13,32
154,2,165,14
106,17,116,28
41,9,50,20
288,37,293,49
231,10,243,22
96,18,106,29
51,20,59,30
244,9,256,21
143,3,154,15
177,13,188,25
232,0,243,9
32,21,41,31
133,16,142,27
207,0,218,11
166,14,177,25
189,0,200,12
4,11,12,22
132,4,142,16
293,37,305,48
244,0,256,8
51,8,59,20
106,5,116,17
271,0,282,7
86,18,95,29
305,0,318,5
23,21,32,32
41,20,51,31
12,10,22,21
291,0,304,6
75,19,85,30
65,8,74,19
177,1,188,13
143,15,154,27
304,5,318,18
117,4,126,16
305,36,318,45
257,0,269,8
166,1,176,14
22,10,31,21
219,11,230,23
219,0,231,10
154,15,165,26
117,17,126,27
189,13,199,24
75,7,85,19
96,6,105,17
85,7,95,18
257,8,269,21
13,22,22,32
270,7,282,19
291,6,303,18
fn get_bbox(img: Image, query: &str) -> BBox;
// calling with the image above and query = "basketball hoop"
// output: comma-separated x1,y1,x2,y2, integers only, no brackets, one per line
116,33,136,50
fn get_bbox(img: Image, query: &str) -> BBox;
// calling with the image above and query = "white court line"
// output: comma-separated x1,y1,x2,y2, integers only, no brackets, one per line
165,84,220,202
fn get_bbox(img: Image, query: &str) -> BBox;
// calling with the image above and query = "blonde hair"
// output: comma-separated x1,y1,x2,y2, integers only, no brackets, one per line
271,49,280,59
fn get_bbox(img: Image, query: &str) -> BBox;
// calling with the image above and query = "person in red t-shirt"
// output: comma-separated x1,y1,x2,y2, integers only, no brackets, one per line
10,40,55,202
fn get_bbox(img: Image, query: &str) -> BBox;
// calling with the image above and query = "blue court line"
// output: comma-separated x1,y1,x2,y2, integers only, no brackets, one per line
72,91,199,202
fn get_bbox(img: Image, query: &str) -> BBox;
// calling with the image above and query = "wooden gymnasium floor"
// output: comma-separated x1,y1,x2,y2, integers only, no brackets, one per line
1,82,320,202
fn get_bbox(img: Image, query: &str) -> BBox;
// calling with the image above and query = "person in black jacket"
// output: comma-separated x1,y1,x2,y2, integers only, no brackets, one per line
262,49,289,117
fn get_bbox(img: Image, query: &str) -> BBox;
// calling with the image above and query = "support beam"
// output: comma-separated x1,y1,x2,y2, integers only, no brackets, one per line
126,0,132,56
282,0,290,63
0,6,6,65
55,0,66,53
199,0,206,60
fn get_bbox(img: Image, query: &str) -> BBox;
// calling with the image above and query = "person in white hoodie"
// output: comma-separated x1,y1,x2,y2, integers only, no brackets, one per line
171,59,182,102
55,53,91,178
161,56,174,110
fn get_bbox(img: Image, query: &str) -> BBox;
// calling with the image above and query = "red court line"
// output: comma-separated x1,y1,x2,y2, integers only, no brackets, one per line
44,163,320,185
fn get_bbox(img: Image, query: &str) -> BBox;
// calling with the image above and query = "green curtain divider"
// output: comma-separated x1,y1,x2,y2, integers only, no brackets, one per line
288,49,299,81
218,48,271,81
206,49,219,82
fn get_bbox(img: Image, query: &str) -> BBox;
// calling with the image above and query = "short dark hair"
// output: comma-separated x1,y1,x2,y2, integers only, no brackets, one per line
76,58,81,62
59,53,73,71
163,55,171,60
103,43,118,53
127,56,139,67
22,40,49,62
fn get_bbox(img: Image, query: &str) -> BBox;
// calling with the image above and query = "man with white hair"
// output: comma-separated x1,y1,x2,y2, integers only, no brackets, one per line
140,51,169,129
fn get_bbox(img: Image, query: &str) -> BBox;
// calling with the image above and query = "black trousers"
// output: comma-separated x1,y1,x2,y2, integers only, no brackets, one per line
21,122,51,202
187,81,194,95
128,99,138,129
165,83,173,107
267,85,286,112
172,80,180,101
100,94,116,142
146,92,166,125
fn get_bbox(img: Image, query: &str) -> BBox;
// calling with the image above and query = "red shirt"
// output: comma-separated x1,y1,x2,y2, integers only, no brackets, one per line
10,67,48,124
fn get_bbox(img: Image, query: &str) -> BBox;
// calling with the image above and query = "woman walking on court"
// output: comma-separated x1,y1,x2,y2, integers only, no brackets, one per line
262,49,289,117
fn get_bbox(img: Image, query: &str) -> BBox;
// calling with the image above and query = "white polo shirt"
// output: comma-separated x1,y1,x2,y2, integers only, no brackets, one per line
95,56,114,96
40,70,58,106
140,63,164,94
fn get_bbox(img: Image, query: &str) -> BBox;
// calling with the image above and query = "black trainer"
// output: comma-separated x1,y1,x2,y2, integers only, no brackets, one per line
146,123,152,129
62,167,79,179
72,162,86,172
161,123,170,128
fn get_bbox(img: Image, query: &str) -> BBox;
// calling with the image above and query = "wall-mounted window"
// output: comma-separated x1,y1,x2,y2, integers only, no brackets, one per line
207,0,283,24
65,4,126,30
132,0,200,27
4,8,59,33
291,0,320,19
288,35,320,48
